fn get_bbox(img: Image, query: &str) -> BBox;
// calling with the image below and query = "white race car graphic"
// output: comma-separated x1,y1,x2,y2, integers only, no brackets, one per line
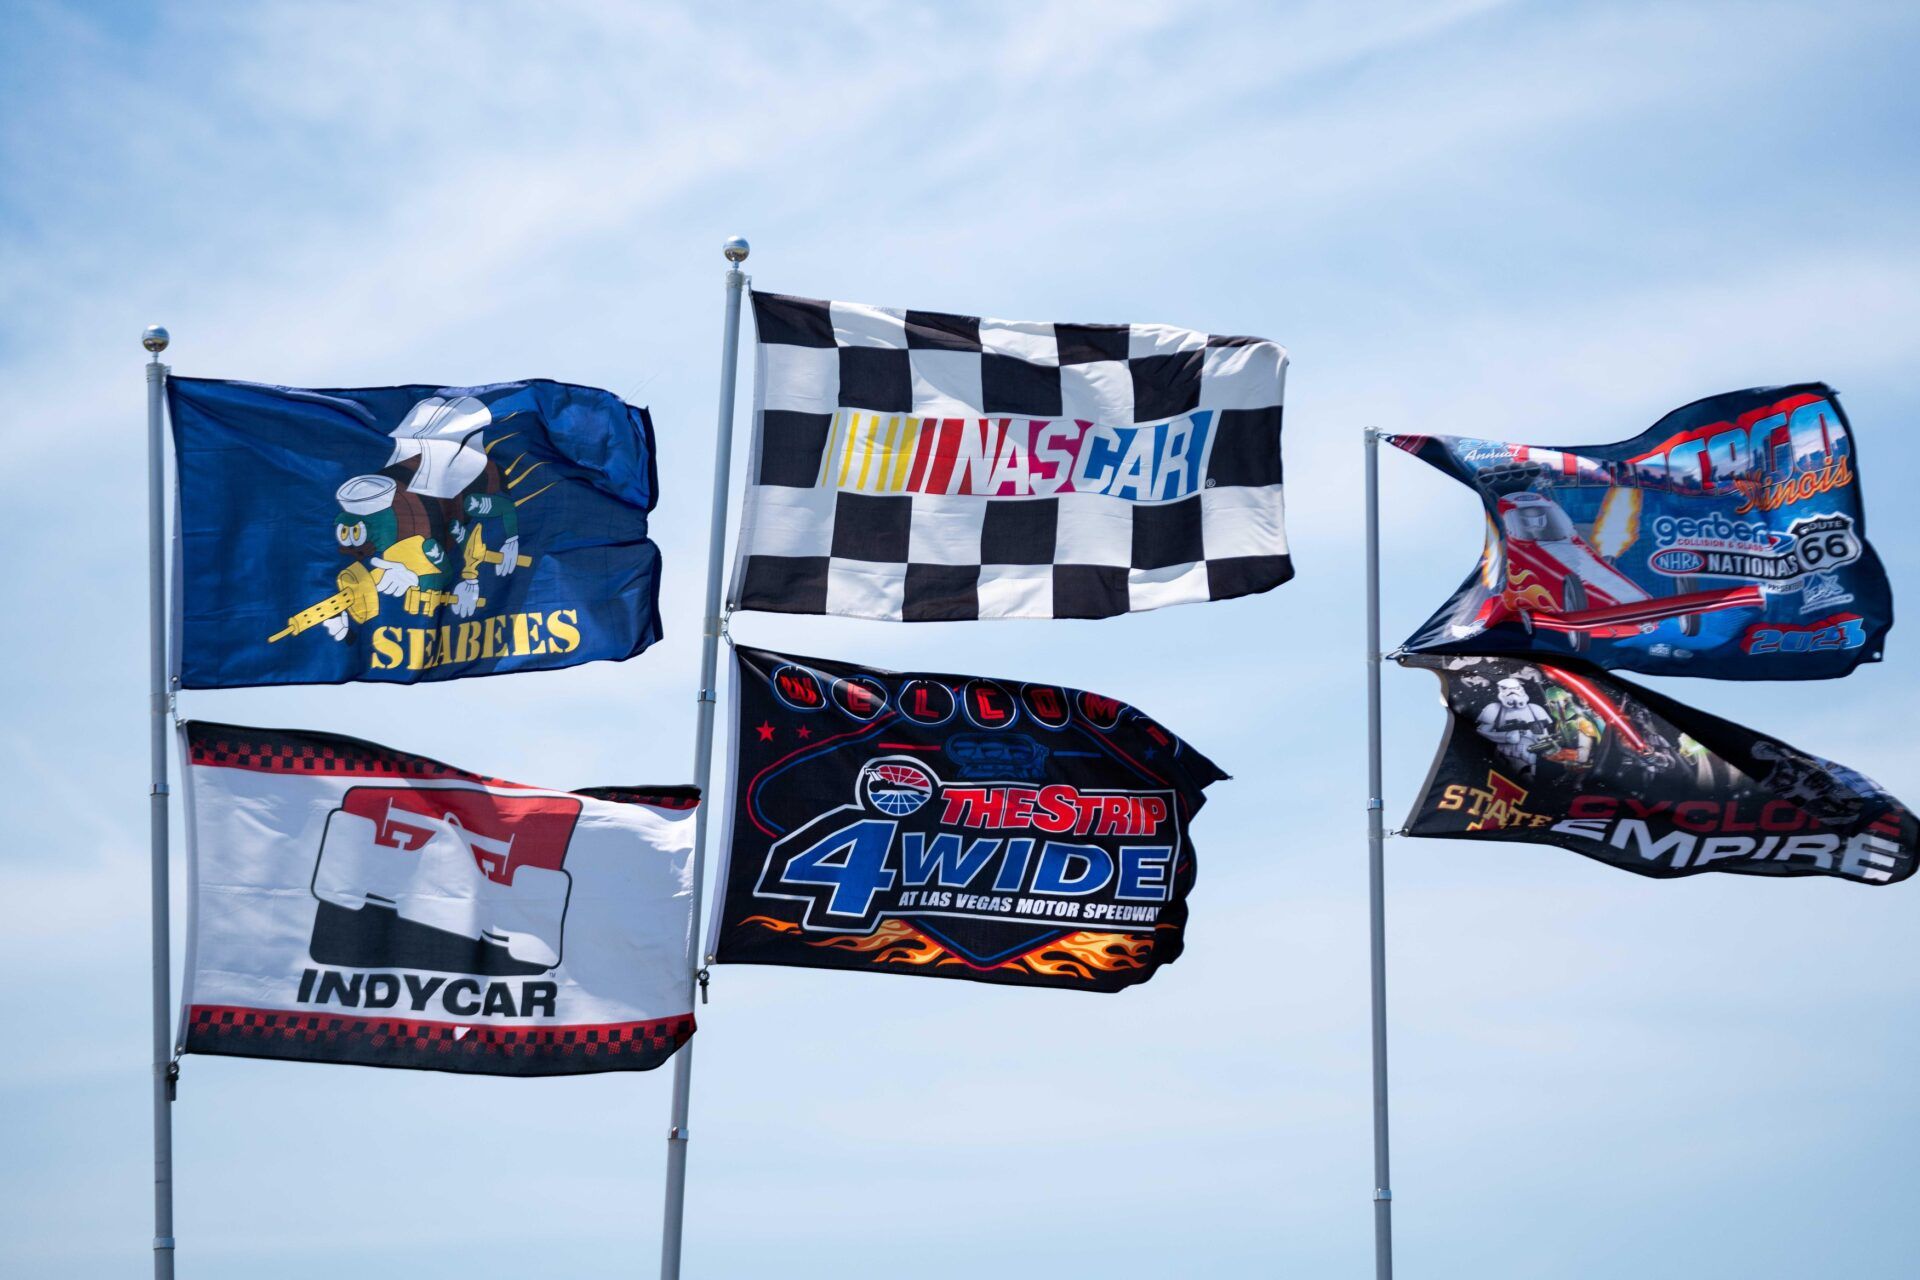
313,793,572,968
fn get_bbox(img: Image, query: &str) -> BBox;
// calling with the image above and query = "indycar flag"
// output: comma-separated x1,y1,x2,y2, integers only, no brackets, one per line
729,290,1290,621
709,648,1227,991
1389,385,1892,680
169,378,665,688
177,722,699,1075
1400,655,1916,886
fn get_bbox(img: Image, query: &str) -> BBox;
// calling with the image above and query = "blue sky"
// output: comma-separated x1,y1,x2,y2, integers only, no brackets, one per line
4,1,1919,1275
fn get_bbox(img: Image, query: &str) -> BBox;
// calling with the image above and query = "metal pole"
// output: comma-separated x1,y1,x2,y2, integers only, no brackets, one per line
1363,427,1394,1279
659,236,749,1280
143,325,176,1279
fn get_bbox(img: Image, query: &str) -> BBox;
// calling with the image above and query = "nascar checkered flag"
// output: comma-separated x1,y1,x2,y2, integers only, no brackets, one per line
729,291,1291,621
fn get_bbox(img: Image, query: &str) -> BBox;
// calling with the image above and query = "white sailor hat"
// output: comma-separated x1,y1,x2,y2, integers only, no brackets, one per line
336,474,397,515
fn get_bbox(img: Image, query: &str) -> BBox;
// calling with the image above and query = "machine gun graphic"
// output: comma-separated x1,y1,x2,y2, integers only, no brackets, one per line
268,528,533,644
461,525,532,578
268,562,490,643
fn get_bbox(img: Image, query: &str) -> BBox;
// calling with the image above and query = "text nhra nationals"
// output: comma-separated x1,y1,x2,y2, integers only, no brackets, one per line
710,648,1226,991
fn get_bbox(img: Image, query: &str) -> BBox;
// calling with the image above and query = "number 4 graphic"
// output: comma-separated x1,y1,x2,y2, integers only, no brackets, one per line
778,819,898,921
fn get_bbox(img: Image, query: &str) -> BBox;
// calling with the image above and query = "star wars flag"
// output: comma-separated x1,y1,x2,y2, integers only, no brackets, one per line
1389,385,1892,680
729,290,1290,621
1400,654,1916,885
169,378,665,688
177,721,699,1075
708,647,1227,991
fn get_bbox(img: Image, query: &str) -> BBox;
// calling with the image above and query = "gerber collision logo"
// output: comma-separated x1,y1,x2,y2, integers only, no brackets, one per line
757,757,1180,932
824,408,1217,502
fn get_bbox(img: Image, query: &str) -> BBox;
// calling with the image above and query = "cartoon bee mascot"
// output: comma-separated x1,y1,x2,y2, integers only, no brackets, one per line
300,394,529,643
382,394,523,620
324,474,450,640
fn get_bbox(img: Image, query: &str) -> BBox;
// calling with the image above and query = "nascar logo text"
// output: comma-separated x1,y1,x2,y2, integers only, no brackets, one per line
823,409,1216,502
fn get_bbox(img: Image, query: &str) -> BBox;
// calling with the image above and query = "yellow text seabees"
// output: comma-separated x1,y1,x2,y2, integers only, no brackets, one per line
367,609,582,673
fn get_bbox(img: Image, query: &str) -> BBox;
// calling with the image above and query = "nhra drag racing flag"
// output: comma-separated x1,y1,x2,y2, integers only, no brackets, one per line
177,722,699,1075
1389,385,1892,680
169,378,665,687
1400,654,1916,885
729,291,1291,621
707,647,1227,991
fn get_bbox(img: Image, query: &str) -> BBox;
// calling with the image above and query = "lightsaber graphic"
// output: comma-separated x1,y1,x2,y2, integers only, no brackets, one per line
1539,663,1649,753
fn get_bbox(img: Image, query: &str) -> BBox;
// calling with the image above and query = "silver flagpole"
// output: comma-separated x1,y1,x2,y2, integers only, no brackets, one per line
1363,426,1394,1278
659,235,749,1280
143,324,177,1279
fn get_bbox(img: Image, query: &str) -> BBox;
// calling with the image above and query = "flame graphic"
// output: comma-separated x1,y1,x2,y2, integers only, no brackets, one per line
1018,931,1154,979
1502,566,1557,613
812,919,951,967
1478,517,1504,590
1590,486,1641,560
741,916,1156,980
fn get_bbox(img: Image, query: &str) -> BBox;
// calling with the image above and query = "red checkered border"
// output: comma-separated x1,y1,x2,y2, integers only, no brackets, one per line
188,721,516,783
184,721,699,810
185,1004,694,1077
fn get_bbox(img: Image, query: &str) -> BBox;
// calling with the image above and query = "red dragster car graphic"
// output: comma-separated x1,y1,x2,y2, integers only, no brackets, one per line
1469,491,1764,651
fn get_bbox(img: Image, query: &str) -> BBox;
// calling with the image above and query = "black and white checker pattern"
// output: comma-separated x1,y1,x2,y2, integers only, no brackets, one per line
728,290,1291,621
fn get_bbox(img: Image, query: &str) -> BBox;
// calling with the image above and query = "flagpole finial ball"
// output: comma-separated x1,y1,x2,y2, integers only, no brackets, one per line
722,236,750,264
142,324,170,354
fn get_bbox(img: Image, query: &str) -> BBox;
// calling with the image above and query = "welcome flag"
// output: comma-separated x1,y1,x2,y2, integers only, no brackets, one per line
1388,385,1892,680
707,647,1227,991
178,721,699,1075
169,378,665,688
729,291,1290,620
1401,654,1915,885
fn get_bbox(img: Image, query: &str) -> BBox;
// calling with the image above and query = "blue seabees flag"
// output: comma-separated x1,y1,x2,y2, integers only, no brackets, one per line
170,378,664,688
